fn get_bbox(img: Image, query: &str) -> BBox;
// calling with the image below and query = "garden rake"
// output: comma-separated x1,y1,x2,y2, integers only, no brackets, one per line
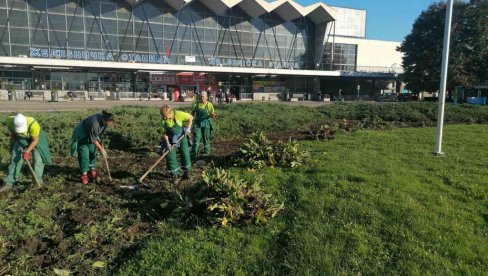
137,133,188,184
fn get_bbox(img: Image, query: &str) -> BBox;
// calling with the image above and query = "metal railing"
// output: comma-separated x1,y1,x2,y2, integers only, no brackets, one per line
355,66,404,74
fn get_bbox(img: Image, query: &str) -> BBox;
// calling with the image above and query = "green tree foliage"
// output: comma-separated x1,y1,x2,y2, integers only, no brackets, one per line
398,1,488,93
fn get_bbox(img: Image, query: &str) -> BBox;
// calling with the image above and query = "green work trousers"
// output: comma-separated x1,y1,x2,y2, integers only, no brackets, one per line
191,126,211,159
77,139,97,173
4,141,44,186
166,136,191,176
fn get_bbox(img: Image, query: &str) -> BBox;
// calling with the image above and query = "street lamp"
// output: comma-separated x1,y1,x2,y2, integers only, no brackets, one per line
434,0,454,156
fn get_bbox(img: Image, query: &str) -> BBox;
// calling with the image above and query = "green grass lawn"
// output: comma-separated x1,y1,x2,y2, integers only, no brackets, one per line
118,124,488,275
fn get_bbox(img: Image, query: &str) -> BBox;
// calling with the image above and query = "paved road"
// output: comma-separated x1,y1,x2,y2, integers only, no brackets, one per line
0,100,333,113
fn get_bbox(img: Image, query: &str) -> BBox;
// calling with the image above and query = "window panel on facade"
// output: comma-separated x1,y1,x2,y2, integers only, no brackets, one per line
149,23,163,38
7,0,27,10
163,23,176,36
0,9,9,26
67,32,84,48
103,34,118,51
203,42,214,56
48,14,67,31
240,32,252,45
9,27,29,45
86,33,102,50
135,36,149,53
193,27,203,40
9,10,28,27
119,36,134,52
149,39,162,55
118,20,133,36
101,19,117,35
135,22,149,37
177,26,190,41
179,40,190,55
203,29,216,43
67,15,84,32
11,45,29,56
0,36,9,56
49,31,66,47
31,29,49,47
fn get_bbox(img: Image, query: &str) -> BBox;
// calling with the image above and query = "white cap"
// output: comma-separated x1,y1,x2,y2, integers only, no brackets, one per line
13,114,28,133
201,91,207,97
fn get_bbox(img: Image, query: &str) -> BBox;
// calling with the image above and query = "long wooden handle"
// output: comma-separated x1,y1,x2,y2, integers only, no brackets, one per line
25,159,41,188
138,134,187,183
104,155,112,182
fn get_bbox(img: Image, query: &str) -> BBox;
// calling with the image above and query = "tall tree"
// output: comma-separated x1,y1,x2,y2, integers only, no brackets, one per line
464,0,488,84
398,1,487,93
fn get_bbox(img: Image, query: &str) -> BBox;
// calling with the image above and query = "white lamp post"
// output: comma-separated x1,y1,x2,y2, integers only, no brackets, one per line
434,0,454,156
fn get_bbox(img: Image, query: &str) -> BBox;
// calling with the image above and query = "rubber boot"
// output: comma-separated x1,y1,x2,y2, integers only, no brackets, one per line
81,174,89,185
89,170,97,183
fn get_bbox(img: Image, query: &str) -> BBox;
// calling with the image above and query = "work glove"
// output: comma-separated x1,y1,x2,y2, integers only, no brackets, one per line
100,149,108,159
184,127,192,135
211,113,217,120
160,140,169,154
23,151,30,161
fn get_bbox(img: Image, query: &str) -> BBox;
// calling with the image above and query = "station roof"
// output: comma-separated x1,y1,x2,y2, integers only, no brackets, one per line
124,0,336,24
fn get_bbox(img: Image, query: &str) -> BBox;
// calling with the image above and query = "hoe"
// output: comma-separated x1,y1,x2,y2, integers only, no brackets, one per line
120,134,187,190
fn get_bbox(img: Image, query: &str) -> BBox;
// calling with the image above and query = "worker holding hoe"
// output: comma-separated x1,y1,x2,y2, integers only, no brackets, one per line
160,104,193,183
1,114,52,192
70,110,114,185
190,91,216,160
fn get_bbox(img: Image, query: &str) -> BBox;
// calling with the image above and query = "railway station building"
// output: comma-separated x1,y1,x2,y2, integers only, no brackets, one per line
0,0,402,101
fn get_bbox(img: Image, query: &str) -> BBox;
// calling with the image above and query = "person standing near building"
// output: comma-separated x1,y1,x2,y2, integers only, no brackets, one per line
160,105,193,182
216,88,223,104
1,114,52,192
191,91,216,159
70,110,115,185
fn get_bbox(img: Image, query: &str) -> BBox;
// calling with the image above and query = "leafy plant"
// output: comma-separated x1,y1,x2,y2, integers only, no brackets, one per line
165,168,284,227
237,132,310,168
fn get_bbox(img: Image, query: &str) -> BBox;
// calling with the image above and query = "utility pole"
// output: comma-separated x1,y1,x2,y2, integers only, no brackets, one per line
433,0,454,156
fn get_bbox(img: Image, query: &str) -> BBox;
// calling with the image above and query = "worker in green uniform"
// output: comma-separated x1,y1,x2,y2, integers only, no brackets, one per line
191,91,216,160
1,114,52,192
70,110,114,185
160,105,193,183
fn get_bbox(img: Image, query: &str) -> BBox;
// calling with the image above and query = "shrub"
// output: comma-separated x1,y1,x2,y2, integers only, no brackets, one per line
165,168,284,227
237,132,310,168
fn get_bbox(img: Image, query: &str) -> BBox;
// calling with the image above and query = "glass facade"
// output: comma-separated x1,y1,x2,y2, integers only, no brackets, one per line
0,0,317,70
321,42,357,71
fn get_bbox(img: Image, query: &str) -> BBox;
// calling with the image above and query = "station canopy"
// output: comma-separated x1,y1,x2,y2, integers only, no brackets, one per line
123,0,336,24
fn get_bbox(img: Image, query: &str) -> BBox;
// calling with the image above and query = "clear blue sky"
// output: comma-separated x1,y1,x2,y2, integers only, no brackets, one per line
296,0,439,42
